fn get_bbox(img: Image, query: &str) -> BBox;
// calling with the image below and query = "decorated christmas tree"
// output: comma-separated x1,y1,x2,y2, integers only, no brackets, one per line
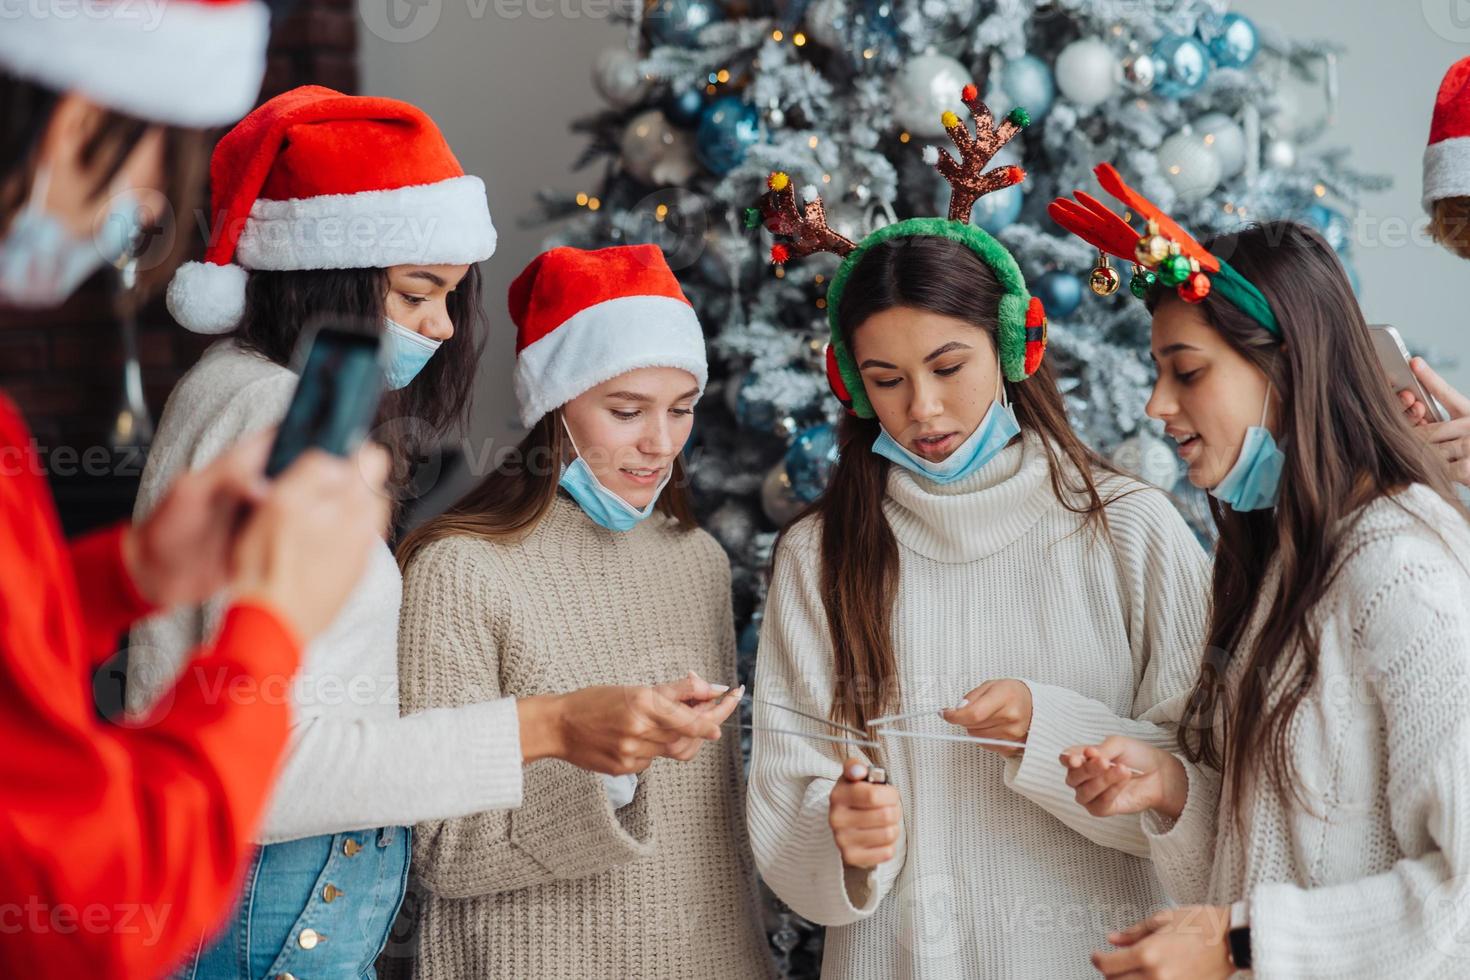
530,1,1383,972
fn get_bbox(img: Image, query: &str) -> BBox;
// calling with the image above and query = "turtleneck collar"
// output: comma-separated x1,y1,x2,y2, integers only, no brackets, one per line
881,430,1057,563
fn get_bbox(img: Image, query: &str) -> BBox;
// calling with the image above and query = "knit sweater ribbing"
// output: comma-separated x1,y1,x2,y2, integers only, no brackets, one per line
397,495,776,980
1144,484,1470,979
746,432,1213,979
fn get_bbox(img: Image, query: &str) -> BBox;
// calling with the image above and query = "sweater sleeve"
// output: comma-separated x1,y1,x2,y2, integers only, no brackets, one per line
1002,484,1212,859
69,523,157,668
745,520,906,927
0,602,302,980
1246,534,1470,979
399,538,654,900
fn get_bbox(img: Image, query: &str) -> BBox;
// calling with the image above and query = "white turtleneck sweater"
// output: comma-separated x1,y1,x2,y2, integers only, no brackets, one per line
1144,484,1470,979
746,431,1212,980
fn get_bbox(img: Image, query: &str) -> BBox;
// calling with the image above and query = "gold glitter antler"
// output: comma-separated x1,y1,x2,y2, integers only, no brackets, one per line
756,171,858,265
927,85,1030,224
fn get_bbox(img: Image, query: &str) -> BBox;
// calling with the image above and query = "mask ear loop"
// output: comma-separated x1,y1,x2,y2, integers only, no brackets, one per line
24,164,53,219
1258,382,1273,429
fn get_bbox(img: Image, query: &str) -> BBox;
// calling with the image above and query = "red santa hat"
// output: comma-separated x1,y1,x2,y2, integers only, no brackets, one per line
0,0,269,127
1424,57,1470,212
510,245,708,427
166,85,497,334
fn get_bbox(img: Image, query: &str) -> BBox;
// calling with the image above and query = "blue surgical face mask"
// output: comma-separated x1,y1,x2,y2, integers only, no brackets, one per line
381,317,443,390
0,166,138,309
1210,385,1285,512
870,359,1021,485
557,418,673,532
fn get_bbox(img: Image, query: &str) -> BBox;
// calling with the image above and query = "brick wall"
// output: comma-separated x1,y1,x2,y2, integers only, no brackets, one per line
1,0,359,535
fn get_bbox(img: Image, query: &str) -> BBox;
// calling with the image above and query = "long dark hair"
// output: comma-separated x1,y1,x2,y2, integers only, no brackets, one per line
0,70,212,303
394,409,699,572
1161,221,1467,819
784,235,1124,733
234,266,486,509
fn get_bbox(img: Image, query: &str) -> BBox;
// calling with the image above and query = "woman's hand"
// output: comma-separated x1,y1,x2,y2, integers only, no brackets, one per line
123,428,276,609
517,677,731,775
1092,906,1234,980
1399,357,1470,486
1058,736,1188,820
941,679,1032,756
829,759,901,869
653,672,743,762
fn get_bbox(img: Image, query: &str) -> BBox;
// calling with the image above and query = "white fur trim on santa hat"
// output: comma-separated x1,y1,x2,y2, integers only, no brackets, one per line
234,176,498,271
513,295,708,428
166,260,249,334
1423,136,1470,213
0,1,269,127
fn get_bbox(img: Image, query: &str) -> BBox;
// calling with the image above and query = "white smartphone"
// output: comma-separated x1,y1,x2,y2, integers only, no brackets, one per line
1369,324,1446,424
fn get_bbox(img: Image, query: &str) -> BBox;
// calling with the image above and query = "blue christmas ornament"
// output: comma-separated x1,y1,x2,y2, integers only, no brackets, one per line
999,55,1055,122
1032,269,1083,319
696,97,762,175
738,617,761,656
735,372,777,431
784,422,840,503
1206,13,1259,70
1305,202,1352,254
662,85,706,129
1152,34,1211,99
644,0,724,47
970,182,1023,234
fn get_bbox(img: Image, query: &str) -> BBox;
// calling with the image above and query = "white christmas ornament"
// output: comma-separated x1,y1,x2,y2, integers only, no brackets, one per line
1055,38,1118,109
1157,128,1222,204
620,110,698,185
893,52,975,138
593,47,651,109
1110,430,1180,491
1194,111,1246,179
1263,135,1297,170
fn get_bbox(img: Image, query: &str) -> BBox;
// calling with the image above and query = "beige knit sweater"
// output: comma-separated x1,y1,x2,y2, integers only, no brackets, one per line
1144,484,1470,979
747,431,1213,979
396,494,776,980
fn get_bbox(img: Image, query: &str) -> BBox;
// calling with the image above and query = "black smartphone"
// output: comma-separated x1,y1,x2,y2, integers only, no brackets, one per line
264,322,385,479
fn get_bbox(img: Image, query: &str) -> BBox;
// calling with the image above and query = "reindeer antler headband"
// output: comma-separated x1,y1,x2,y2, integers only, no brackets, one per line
1048,163,1281,337
751,85,1049,419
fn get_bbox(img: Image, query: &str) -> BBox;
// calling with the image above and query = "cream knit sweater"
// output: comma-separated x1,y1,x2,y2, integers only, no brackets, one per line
397,495,776,980
127,340,525,844
747,431,1212,979
1144,484,1470,979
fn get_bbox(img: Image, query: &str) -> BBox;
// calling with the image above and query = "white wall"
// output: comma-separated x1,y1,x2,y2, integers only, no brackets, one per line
359,0,626,515
359,1,1470,517
1234,0,1469,389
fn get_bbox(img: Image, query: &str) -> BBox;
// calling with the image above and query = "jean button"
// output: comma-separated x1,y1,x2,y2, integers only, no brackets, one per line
343,838,362,857
298,928,324,950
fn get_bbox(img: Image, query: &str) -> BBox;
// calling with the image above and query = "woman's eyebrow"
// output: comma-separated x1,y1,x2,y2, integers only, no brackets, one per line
924,341,972,362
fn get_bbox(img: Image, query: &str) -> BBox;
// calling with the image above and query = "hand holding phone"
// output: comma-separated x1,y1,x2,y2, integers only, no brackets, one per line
265,322,385,479
1370,325,1445,424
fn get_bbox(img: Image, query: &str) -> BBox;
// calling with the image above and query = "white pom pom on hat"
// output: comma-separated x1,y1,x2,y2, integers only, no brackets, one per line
166,85,498,334
166,261,249,335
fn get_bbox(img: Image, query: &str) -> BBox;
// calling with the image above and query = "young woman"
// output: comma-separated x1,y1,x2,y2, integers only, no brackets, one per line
392,244,773,980
0,16,398,980
745,160,1213,974
126,90,727,980
1056,222,1470,980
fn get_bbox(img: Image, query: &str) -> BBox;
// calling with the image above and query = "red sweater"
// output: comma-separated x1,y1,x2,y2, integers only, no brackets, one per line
0,395,301,978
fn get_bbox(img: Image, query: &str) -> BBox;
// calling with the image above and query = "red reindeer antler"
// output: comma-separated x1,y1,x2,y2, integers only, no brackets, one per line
1093,164,1218,273
929,84,1028,224
757,171,857,264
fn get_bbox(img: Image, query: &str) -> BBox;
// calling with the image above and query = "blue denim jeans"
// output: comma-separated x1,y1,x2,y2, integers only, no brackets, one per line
172,826,410,980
